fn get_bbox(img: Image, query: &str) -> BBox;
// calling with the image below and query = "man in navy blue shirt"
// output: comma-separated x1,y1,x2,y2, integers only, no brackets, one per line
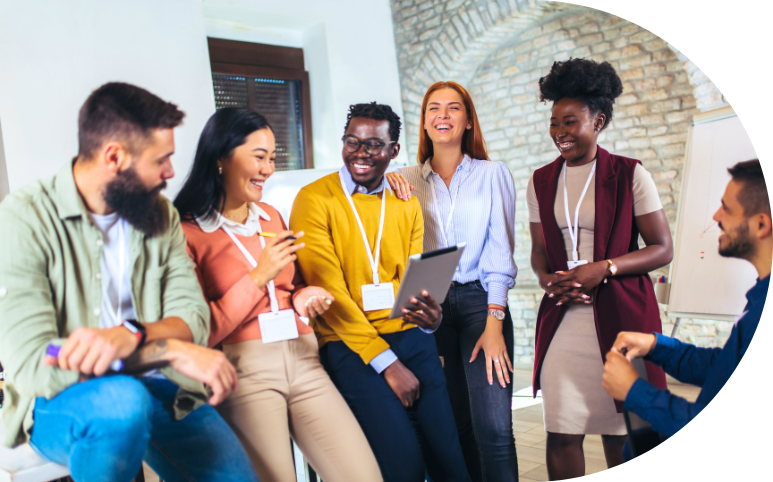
602,159,770,442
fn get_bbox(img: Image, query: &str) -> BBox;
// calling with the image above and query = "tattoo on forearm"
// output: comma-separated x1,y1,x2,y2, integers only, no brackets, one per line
121,339,170,374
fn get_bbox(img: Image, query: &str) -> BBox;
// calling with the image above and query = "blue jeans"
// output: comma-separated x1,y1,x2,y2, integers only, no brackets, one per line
30,376,259,482
429,281,518,482
320,328,471,482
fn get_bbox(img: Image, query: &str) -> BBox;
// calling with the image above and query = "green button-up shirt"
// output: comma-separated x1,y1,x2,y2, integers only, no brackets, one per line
0,163,211,447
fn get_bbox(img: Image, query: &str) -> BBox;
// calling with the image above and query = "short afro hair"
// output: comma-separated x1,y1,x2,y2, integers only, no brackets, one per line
538,58,623,131
728,160,770,217
344,102,402,143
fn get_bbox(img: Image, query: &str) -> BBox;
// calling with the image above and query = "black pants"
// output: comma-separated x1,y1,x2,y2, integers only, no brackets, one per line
320,328,472,482
428,281,519,482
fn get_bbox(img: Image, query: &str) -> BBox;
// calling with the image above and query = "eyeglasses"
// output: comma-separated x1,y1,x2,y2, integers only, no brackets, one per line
342,136,396,155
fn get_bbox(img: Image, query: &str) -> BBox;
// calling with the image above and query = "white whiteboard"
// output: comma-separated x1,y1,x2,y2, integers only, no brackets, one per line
667,111,759,320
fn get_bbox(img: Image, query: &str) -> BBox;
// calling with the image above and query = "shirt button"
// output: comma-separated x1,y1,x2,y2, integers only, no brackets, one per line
0,287,7,298
96,239,103,247
93,308,101,316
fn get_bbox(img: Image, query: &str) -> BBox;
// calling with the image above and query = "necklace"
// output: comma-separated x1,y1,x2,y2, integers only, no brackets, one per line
223,204,249,222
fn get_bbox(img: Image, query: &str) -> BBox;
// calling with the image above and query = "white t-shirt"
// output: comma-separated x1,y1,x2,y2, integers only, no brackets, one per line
89,212,135,329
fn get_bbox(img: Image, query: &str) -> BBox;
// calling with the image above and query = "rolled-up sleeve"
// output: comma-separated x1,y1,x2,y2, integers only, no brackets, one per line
479,162,517,307
0,206,80,400
160,205,211,346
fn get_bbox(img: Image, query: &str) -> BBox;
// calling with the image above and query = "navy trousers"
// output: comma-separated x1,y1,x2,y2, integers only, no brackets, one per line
320,328,471,482
430,282,518,482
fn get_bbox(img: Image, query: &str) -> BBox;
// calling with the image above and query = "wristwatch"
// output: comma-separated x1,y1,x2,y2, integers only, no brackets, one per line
122,319,147,348
488,309,505,321
605,259,618,276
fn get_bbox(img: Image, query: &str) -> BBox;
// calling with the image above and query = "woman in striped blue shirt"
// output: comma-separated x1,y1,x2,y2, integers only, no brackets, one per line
386,81,518,482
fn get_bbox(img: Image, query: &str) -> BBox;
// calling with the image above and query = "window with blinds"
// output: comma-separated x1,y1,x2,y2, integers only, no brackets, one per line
212,75,305,171
208,38,313,170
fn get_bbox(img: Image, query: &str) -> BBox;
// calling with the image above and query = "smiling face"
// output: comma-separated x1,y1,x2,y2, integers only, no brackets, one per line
549,97,605,165
424,87,471,147
713,179,757,260
219,128,276,205
342,117,399,192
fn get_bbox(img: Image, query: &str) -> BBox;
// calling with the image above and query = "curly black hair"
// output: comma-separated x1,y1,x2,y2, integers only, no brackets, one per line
538,58,623,130
344,102,402,143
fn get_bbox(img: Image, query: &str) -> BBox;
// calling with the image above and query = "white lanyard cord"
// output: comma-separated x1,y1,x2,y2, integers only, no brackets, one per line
339,171,387,285
563,161,596,261
111,219,126,326
429,171,464,248
222,224,280,313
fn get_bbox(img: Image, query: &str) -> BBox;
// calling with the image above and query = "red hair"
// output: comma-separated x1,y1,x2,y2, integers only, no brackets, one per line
416,81,488,164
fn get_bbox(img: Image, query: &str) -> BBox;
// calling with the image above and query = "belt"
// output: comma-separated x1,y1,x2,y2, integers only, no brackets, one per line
450,280,479,288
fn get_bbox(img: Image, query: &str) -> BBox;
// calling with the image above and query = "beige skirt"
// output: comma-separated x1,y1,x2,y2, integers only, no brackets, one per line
539,304,626,435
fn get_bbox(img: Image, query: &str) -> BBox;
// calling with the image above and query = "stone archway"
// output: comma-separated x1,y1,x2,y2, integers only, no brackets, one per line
389,0,734,355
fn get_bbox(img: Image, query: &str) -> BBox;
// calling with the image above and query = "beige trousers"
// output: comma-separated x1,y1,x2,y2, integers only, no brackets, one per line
217,334,382,482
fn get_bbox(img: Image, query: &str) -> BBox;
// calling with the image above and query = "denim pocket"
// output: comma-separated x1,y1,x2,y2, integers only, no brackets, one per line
471,280,487,293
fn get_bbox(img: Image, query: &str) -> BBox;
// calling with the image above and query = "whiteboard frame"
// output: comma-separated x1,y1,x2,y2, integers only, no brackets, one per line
665,106,744,321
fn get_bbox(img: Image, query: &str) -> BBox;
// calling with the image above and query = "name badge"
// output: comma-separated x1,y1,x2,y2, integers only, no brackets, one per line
258,309,299,344
361,283,395,312
567,259,589,270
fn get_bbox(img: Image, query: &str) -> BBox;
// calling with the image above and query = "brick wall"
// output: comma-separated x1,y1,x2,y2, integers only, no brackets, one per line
389,1,733,363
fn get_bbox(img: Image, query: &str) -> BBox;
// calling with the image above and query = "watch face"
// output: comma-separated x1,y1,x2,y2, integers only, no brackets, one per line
489,309,505,321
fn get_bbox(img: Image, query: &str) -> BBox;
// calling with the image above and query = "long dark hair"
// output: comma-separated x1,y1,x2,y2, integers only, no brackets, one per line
174,108,272,222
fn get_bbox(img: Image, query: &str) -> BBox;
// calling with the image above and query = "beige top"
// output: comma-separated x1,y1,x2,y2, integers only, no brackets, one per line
527,162,661,263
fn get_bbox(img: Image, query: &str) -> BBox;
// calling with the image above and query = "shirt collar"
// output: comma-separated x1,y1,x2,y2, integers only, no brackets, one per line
746,274,770,309
421,154,472,181
53,160,90,220
195,202,272,236
338,165,392,195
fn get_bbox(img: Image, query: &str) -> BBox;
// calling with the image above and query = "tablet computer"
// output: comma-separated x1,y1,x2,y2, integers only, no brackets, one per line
389,243,466,319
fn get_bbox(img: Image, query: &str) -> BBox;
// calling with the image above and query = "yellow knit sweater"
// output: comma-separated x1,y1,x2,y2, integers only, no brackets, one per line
289,172,424,364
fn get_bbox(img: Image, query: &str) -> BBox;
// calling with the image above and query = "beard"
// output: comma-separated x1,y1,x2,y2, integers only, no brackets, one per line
718,221,755,260
103,166,169,237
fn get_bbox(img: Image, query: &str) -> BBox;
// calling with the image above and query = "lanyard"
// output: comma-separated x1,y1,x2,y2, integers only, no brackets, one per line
338,171,386,285
563,161,596,262
429,171,464,248
222,224,280,313
109,219,127,326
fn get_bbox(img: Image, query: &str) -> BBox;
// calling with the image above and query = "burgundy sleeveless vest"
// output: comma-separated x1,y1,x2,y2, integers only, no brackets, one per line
532,146,666,411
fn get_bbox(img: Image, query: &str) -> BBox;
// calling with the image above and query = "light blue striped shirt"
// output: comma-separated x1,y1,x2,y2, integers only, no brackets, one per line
397,155,517,307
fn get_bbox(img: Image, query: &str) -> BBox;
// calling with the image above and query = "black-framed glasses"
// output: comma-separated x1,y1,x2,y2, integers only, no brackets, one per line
342,135,396,155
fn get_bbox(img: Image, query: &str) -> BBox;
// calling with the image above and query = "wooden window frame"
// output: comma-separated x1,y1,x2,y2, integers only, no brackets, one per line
208,38,314,169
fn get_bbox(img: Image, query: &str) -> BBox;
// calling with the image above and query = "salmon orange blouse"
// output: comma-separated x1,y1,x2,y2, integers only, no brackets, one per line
182,202,313,347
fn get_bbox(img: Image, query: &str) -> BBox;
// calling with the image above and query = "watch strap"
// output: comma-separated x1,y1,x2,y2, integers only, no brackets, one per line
122,319,146,348
488,308,505,321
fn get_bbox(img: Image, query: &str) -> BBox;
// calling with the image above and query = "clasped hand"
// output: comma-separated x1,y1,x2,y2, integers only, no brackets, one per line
602,331,657,402
542,261,608,306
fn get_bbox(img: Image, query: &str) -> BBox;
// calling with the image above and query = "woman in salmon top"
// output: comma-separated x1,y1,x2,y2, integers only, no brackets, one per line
174,108,381,482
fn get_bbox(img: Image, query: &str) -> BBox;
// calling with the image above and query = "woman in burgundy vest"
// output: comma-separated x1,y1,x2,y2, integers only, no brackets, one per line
526,59,673,479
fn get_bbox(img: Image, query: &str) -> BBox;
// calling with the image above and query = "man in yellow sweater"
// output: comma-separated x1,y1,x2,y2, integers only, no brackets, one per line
290,103,471,482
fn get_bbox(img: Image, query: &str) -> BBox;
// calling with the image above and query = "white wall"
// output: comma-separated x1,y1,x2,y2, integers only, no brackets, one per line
202,0,408,168
0,115,9,200
0,0,216,196
0,0,407,200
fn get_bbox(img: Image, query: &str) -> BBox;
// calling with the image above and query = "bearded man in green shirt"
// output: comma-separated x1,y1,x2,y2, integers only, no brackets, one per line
0,83,258,482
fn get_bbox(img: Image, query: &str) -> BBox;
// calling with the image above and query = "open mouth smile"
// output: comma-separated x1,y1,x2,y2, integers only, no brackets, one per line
250,179,265,189
434,123,453,132
351,162,374,174
556,140,575,151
